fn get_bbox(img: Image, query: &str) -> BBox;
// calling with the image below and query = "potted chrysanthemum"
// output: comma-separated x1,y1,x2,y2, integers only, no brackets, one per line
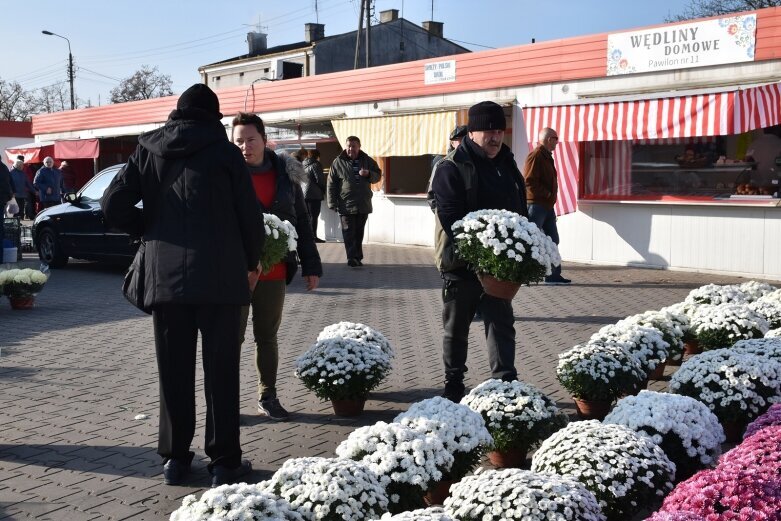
590,323,670,382
737,280,777,301
380,507,456,521
460,379,567,468
394,397,492,504
605,391,725,481
731,337,781,363
317,321,395,357
169,483,304,521
556,341,646,419
451,209,560,300
443,468,605,521
295,337,392,416
669,348,781,441
748,298,781,330
743,403,781,439
620,310,685,372
660,303,694,362
258,213,298,273
645,512,705,521
0,268,49,309
684,283,747,306
335,421,454,514
688,303,769,350
264,457,388,521
531,421,676,521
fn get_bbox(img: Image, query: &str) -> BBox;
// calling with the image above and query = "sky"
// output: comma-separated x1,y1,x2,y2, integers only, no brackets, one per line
2,0,693,108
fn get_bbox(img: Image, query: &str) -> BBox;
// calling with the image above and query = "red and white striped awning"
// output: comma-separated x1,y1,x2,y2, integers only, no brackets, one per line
524,82,781,142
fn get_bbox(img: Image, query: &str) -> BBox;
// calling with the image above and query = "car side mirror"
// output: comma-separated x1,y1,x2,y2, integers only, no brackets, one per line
64,192,78,203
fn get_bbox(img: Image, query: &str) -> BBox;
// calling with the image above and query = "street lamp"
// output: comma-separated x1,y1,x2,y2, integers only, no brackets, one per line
42,30,75,110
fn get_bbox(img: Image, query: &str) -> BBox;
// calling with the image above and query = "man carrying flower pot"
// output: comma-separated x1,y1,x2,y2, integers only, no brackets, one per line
430,101,528,402
232,112,323,422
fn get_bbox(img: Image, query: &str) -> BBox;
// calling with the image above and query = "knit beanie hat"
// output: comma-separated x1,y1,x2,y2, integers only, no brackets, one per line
176,84,223,119
467,101,506,132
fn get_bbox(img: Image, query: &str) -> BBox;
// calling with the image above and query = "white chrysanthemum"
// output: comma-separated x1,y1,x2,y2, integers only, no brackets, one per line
765,328,781,338
531,421,675,520
605,390,724,480
443,468,605,521
737,280,777,301
317,321,394,357
731,337,781,363
380,507,455,521
591,322,670,374
749,298,781,330
556,341,646,401
669,348,781,424
689,303,769,349
684,283,748,306
169,482,304,521
460,379,567,453
263,212,298,251
266,457,388,521
0,268,48,297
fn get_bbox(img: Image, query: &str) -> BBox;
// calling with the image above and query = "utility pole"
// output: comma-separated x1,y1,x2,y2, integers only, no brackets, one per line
67,51,75,110
354,0,365,69
365,0,371,68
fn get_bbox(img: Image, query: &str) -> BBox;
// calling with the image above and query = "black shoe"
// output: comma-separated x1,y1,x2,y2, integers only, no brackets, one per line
347,258,360,267
314,238,326,243
210,459,252,488
544,275,572,285
163,458,191,486
441,383,465,403
356,259,363,266
258,398,290,421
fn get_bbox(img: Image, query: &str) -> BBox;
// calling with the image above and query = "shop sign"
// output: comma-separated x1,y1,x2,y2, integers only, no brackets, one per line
607,14,756,76
424,60,456,84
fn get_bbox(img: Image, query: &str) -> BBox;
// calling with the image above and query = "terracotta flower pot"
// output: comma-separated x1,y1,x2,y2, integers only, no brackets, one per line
721,420,747,443
330,398,366,417
487,447,528,468
9,295,34,310
648,361,667,380
423,479,453,506
477,273,521,300
572,397,612,420
683,339,702,355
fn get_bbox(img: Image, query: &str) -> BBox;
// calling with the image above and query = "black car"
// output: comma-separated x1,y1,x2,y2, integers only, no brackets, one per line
33,164,138,268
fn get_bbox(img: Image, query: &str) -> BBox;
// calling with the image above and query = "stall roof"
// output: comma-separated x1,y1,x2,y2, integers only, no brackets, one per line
54,138,100,159
4,141,54,163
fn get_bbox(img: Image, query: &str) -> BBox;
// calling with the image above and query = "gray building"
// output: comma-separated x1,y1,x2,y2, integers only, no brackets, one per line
198,9,469,90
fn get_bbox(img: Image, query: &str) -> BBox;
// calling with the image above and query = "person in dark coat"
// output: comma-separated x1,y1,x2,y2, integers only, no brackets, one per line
431,101,528,402
33,157,63,208
302,149,326,242
0,160,12,248
9,160,36,218
232,112,323,421
327,136,381,267
102,84,264,488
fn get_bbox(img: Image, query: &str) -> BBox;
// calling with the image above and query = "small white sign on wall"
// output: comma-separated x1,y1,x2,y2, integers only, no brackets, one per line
607,14,756,76
424,60,456,84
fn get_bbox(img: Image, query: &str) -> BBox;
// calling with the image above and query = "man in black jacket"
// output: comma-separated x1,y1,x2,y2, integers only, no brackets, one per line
0,160,12,248
431,101,528,402
103,84,264,488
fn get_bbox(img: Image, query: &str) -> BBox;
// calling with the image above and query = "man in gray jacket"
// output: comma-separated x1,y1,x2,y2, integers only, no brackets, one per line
103,84,264,488
327,136,381,267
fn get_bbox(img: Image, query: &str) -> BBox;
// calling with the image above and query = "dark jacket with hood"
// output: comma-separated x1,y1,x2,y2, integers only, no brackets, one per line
256,149,322,278
102,107,264,307
327,149,381,215
302,156,326,201
431,136,528,277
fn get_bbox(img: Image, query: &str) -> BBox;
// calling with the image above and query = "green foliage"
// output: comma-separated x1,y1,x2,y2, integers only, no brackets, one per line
454,236,547,284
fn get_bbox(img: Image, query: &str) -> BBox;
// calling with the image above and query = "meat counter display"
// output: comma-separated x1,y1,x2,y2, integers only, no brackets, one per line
629,162,772,198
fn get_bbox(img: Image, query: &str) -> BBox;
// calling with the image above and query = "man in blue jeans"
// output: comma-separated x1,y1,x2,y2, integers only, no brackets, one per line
522,127,571,284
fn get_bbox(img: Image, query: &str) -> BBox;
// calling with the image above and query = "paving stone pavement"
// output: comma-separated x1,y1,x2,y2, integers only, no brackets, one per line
0,243,767,520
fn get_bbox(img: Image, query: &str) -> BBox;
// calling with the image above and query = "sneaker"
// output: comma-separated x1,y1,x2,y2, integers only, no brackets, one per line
210,459,252,488
258,398,290,421
347,258,360,267
162,458,191,486
544,275,572,285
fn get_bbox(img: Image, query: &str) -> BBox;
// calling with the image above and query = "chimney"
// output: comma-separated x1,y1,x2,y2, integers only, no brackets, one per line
305,23,325,43
247,31,267,54
380,9,399,22
422,21,443,39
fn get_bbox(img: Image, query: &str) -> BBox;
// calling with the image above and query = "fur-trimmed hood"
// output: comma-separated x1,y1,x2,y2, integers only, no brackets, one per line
272,150,307,187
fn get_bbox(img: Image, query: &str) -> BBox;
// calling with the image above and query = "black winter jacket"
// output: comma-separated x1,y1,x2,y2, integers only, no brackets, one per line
254,150,323,278
103,108,265,307
302,157,326,201
327,150,381,215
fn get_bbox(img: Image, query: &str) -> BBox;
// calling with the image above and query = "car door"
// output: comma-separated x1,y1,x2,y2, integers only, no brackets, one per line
59,167,121,258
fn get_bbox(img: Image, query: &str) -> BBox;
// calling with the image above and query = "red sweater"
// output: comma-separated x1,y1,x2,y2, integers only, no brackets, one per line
250,164,286,281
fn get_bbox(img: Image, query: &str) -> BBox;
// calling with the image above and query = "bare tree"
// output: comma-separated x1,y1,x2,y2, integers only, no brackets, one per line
667,0,781,21
0,78,34,120
110,65,173,104
31,83,72,114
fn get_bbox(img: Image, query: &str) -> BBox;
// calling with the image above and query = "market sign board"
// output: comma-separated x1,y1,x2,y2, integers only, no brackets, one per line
607,14,756,76
424,60,456,84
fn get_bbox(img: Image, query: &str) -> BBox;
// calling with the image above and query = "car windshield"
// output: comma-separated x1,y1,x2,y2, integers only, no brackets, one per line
80,168,120,202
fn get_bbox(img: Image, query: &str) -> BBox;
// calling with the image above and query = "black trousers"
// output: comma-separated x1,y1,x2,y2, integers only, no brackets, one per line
442,274,517,385
340,213,368,261
16,197,35,219
306,199,321,237
152,303,243,470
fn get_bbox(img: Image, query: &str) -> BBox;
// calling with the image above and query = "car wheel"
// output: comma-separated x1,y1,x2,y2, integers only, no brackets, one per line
37,228,68,268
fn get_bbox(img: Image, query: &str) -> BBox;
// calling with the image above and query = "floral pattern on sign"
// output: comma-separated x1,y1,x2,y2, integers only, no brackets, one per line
718,15,757,58
607,43,636,75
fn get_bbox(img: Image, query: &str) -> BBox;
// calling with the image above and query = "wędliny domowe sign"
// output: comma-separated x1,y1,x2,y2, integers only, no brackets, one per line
606,14,756,76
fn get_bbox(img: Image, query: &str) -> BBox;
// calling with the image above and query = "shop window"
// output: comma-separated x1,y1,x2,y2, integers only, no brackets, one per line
579,136,776,199
385,156,434,195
